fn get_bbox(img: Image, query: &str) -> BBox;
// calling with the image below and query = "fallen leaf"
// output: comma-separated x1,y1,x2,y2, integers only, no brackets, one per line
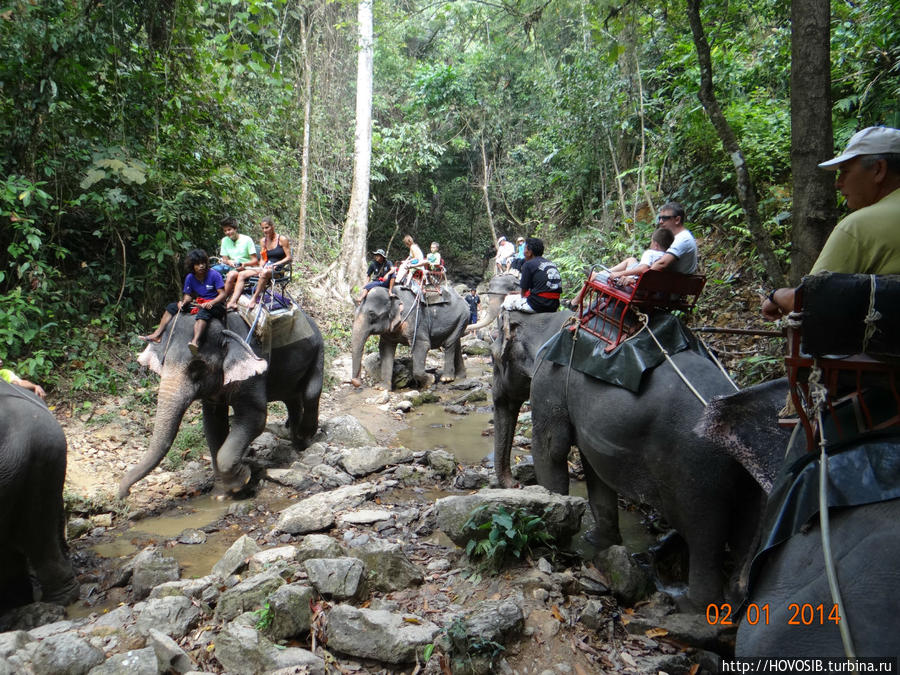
645,627,669,638
689,665,700,675
550,605,564,622
403,616,421,624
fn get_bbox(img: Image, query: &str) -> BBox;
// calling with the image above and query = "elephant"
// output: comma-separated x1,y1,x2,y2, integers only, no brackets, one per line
121,306,323,498
0,380,79,609
699,384,900,658
528,316,791,607
466,272,573,487
350,285,469,390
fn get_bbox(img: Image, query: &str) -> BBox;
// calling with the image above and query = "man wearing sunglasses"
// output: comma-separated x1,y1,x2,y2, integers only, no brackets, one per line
608,201,698,283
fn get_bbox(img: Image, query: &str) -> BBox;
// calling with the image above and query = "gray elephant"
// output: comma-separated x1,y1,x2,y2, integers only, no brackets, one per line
466,273,572,487
528,318,789,607
0,380,79,609
120,308,323,498
700,385,900,657
350,285,469,390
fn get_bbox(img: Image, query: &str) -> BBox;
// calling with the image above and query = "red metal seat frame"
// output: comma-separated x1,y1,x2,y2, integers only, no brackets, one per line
575,268,707,351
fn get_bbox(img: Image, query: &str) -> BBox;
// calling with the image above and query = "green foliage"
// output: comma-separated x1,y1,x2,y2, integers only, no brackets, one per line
445,616,505,662
254,602,274,631
164,421,206,470
463,504,556,572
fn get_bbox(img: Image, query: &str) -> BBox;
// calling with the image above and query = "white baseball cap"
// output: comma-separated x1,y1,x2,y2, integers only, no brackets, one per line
818,126,900,169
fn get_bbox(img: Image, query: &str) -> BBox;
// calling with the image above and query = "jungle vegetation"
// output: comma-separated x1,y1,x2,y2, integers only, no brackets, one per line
1,0,897,391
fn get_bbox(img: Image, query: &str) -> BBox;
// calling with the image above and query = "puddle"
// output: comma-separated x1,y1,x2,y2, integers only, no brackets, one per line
395,404,494,464
569,480,659,559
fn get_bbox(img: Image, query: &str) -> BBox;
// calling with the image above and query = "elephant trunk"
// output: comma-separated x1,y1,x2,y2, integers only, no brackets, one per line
467,292,505,332
350,313,370,387
118,371,197,497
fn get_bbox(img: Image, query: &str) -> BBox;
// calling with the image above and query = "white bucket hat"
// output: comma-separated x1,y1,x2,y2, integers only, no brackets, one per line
818,126,900,169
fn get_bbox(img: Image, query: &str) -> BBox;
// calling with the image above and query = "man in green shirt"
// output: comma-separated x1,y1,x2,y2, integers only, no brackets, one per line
214,216,259,274
0,358,45,399
763,126,900,320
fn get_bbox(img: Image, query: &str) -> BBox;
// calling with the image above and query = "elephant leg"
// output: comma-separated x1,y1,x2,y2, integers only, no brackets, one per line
581,450,622,549
286,365,322,449
441,344,458,383
531,396,573,496
411,339,432,389
378,339,396,390
492,392,526,488
20,487,78,605
681,516,727,608
203,399,265,492
202,400,229,478
0,550,34,610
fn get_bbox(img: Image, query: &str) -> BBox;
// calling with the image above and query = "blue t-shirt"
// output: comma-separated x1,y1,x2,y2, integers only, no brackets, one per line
183,268,224,300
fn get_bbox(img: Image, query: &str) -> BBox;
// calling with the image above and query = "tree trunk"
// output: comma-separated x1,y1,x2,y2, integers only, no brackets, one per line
296,10,314,262
790,0,835,284
685,0,785,287
480,135,498,245
314,0,373,302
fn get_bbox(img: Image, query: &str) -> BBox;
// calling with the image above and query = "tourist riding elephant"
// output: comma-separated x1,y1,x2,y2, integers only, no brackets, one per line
350,285,469,390
467,272,572,487
0,380,79,609
121,308,323,498
700,386,900,658
529,322,790,607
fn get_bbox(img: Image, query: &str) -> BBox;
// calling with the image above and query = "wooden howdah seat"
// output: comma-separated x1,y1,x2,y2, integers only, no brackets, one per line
409,260,446,295
575,267,707,352
785,273,900,452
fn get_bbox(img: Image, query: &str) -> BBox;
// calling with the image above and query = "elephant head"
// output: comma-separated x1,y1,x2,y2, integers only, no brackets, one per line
466,273,520,333
350,286,406,386
119,315,267,498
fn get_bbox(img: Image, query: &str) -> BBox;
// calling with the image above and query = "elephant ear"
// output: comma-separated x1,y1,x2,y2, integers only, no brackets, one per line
389,296,404,333
137,342,164,375
221,329,268,385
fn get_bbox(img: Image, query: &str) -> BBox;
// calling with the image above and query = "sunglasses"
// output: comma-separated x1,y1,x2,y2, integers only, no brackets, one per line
658,215,676,221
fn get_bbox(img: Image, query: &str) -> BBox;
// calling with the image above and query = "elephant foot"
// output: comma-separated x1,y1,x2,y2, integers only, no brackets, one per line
217,464,252,497
497,471,518,489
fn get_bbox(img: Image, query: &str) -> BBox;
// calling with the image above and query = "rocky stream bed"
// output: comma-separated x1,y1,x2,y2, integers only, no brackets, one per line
0,344,735,675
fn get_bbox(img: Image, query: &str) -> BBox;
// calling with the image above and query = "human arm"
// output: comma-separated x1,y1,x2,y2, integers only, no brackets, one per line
761,287,796,320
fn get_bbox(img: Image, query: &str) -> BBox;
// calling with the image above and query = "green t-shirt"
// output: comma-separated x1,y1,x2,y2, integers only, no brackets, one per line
219,233,258,265
810,188,900,275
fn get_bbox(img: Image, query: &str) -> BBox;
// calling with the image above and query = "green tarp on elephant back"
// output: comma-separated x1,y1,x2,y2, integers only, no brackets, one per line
538,312,707,392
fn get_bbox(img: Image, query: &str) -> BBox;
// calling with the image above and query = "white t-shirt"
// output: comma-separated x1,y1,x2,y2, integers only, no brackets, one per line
637,248,665,268
665,229,698,273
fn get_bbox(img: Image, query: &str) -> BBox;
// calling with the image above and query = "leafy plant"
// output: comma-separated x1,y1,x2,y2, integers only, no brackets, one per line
163,422,206,470
462,504,556,572
254,602,274,631
445,616,505,662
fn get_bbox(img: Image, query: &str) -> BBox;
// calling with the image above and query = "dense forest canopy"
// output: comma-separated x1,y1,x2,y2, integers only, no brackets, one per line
1,0,898,387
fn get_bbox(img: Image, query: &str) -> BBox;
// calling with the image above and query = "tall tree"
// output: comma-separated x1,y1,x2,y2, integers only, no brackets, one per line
685,0,785,287
316,0,373,302
789,0,835,284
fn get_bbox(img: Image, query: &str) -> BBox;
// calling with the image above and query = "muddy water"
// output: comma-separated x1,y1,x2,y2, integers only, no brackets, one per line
395,404,494,464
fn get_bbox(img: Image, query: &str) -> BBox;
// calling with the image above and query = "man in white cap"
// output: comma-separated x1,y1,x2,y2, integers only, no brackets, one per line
763,126,900,319
494,236,515,275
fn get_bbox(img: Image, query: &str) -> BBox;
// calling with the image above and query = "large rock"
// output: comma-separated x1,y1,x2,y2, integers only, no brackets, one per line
265,584,315,640
86,647,157,675
130,547,180,601
31,632,105,675
324,605,440,664
316,415,376,447
595,545,654,606
274,482,377,534
339,446,415,476
135,596,203,638
303,558,365,600
146,628,195,673
215,570,286,622
295,534,346,562
214,622,325,675
433,486,586,546
212,535,261,578
345,537,423,592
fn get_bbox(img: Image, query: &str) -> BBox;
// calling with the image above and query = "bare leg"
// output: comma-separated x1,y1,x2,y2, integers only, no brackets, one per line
248,268,272,309
141,309,174,342
188,318,207,355
227,269,258,309
224,270,240,309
